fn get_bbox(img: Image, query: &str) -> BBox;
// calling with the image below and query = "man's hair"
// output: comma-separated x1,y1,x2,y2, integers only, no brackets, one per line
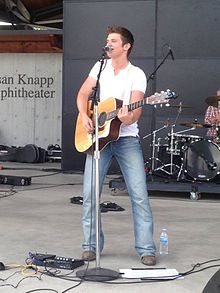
106,26,134,56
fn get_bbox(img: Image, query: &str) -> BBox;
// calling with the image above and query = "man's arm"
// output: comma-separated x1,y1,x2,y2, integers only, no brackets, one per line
76,76,97,134
117,90,144,125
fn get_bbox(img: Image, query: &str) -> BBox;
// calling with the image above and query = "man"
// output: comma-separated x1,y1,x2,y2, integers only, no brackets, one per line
76,26,156,266
204,89,220,143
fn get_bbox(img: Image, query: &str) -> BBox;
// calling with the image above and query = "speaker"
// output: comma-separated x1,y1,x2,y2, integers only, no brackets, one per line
202,269,220,293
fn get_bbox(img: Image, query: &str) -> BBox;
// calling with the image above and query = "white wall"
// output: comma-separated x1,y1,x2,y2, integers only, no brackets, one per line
0,53,62,149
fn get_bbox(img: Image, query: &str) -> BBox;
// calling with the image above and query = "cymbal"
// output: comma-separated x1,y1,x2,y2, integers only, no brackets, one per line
180,122,212,128
205,96,220,107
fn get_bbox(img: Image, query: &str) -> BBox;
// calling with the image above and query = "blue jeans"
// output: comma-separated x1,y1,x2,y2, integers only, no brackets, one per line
82,136,156,257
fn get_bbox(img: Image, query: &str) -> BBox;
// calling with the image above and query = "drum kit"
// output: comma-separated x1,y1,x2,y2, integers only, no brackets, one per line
145,95,220,182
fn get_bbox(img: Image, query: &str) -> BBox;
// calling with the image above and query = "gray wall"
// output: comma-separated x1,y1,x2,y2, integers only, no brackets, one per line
0,53,62,149
62,0,220,172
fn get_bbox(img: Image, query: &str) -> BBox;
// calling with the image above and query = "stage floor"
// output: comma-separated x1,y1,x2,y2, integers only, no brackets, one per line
0,161,220,293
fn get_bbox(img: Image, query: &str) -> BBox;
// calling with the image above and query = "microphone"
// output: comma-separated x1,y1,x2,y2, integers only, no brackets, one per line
103,45,113,52
169,47,175,61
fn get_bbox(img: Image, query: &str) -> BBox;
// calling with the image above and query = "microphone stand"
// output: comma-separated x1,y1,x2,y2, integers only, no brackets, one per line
147,50,173,176
76,52,119,281
147,50,172,82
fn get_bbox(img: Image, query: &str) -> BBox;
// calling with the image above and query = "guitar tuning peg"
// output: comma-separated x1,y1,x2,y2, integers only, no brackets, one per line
154,105,157,108
165,103,170,107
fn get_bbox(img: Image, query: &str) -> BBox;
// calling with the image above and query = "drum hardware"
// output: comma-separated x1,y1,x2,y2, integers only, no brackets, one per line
167,128,203,156
143,124,168,172
143,103,220,182
156,102,185,176
215,126,220,144
205,95,220,108
157,103,194,176
166,124,179,175
144,125,220,182
144,102,186,177
168,126,204,181
144,123,183,177
176,158,185,182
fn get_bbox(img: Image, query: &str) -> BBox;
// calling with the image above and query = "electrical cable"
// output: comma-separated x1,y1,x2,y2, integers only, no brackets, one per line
26,266,83,293
28,172,60,178
1,257,220,291
0,275,42,289
0,270,20,281
26,289,58,293
0,189,17,198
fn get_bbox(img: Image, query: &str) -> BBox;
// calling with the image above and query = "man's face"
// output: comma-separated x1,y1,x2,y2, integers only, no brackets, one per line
106,33,129,57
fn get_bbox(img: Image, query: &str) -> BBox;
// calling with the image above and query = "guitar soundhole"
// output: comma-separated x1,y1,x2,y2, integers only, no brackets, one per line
98,112,107,127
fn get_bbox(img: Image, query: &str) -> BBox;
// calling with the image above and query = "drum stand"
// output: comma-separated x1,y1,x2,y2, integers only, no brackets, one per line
156,103,186,177
143,125,168,173
144,123,180,177
167,124,180,174
155,124,181,177
146,103,184,178
172,127,196,181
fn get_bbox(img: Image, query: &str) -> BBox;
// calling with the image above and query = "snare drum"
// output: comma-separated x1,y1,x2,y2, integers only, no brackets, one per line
184,140,220,181
167,133,203,156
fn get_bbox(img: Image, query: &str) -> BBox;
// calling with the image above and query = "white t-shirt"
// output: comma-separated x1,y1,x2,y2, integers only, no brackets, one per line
89,59,147,137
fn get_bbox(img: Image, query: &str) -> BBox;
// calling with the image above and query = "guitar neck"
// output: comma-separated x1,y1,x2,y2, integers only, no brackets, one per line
127,98,148,111
106,97,150,121
105,90,176,122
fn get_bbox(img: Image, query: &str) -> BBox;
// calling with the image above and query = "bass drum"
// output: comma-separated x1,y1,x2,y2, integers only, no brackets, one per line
184,140,220,181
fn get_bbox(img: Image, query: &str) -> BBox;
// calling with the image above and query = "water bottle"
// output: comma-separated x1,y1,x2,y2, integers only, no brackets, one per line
160,228,168,254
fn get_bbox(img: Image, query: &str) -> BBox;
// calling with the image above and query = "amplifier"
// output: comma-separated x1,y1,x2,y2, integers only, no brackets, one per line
46,150,62,162
0,175,31,186
29,252,84,270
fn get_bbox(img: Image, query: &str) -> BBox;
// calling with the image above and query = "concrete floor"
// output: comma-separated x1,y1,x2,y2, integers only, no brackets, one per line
0,161,220,293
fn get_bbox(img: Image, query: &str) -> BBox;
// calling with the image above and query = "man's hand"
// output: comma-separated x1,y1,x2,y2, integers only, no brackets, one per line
117,106,134,125
81,113,94,134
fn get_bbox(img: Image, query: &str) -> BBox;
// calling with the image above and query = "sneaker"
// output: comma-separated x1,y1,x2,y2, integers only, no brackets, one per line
141,255,156,266
82,251,96,261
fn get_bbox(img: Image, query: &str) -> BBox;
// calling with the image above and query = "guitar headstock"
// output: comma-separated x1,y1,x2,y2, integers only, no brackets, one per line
147,89,178,107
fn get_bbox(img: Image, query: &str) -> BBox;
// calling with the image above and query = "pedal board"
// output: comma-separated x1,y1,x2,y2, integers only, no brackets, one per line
28,252,84,270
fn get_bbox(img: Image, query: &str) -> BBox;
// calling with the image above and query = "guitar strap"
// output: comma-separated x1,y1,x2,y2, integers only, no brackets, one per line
122,63,133,106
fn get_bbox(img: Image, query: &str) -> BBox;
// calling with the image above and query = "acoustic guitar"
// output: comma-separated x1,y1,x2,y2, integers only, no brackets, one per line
75,89,177,153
